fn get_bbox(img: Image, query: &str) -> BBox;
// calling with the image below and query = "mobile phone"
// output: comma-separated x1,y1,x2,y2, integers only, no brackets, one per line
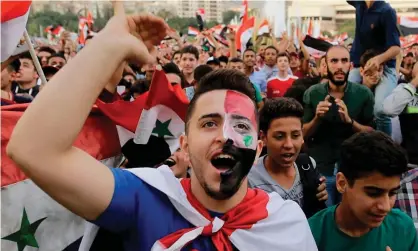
328,95,335,103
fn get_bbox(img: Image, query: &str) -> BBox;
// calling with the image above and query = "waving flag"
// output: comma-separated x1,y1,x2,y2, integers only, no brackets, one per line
1,104,122,251
188,26,200,36
97,67,189,168
240,0,249,24
196,8,205,32
258,19,270,36
79,166,318,251
1,1,31,62
236,16,255,51
303,35,333,58
398,16,418,36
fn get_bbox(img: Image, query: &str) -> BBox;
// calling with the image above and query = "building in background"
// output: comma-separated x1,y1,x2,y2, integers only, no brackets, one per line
170,0,225,23
288,0,418,34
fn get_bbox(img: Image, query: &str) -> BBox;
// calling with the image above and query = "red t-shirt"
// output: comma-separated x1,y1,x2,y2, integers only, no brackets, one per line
266,75,298,98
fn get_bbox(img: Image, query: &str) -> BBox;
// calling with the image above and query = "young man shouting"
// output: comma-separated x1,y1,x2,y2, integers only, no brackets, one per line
309,131,417,251
7,14,316,251
248,98,327,218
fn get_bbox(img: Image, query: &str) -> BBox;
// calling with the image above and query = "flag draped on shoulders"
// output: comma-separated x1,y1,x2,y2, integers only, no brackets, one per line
1,1,31,62
96,67,189,168
1,104,123,251
80,166,318,251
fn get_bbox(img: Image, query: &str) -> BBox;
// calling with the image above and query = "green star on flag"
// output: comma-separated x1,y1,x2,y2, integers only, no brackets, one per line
152,119,174,138
2,207,46,251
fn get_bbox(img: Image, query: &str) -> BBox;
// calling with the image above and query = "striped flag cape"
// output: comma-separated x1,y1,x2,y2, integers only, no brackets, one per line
1,104,123,251
79,166,318,251
1,1,31,62
96,67,189,168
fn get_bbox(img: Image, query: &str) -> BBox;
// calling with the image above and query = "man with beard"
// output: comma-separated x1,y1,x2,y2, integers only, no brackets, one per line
7,14,316,251
309,131,417,251
303,45,375,206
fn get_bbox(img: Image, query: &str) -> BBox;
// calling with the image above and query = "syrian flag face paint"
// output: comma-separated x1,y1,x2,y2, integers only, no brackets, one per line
211,90,258,199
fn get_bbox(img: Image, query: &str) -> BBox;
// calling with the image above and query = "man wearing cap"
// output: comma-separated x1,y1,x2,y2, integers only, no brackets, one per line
347,1,401,136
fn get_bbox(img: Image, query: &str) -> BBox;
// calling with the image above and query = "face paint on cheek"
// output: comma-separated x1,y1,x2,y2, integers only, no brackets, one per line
216,91,258,199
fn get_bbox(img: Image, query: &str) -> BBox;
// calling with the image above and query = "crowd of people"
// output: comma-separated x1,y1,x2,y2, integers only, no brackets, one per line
2,0,418,250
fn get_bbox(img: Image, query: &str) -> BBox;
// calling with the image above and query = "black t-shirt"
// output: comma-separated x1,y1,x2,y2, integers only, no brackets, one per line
11,82,40,98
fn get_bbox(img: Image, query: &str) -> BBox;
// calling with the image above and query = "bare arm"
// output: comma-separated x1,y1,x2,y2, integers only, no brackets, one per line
378,46,401,64
351,120,374,132
303,116,321,138
7,15,168,221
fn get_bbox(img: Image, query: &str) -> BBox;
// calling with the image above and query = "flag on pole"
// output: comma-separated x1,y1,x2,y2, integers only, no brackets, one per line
303,35,333,58
196,8,205,32
1,1,31,62
188,26,200,36
96,67,189,168
236,16,255,51
258,19,270,36
1,104,122,251
240,0,249,24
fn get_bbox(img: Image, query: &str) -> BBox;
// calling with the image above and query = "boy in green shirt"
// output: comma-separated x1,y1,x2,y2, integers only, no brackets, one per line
309,131,417,251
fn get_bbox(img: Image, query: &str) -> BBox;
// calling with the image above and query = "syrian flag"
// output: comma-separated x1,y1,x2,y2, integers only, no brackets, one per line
258,19,270,36
1,1,31,62
96,67,189,168
1,104,122,251
236,16,255,51
188,26,200,36
196,8,205,32
79,166,318,251
52,25,65,36
240,0,249,24
398,16,418,36
303,35,333,58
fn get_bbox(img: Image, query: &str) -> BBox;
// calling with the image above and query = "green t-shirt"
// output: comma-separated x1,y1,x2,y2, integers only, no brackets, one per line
302,82,375,175
251,82,263,103
308,205,418,251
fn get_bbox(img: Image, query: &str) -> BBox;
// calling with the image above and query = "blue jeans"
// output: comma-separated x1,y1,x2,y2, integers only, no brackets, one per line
348,66,397,135
322,167,340,207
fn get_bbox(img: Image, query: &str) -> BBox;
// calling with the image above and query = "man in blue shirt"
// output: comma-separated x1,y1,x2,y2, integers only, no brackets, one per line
7,14,317,251
347,0,401,135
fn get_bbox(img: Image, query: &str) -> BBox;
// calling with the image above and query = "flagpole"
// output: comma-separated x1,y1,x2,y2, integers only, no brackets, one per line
23,29,48,86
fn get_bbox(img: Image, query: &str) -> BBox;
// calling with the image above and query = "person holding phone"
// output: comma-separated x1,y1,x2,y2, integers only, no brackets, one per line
302,45,375,206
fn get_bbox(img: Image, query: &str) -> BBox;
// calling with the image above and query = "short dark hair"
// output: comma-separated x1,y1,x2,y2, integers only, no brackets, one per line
172,50,181,58
265,46,278,54
229,57,244,63
48,53,66,62
277,52,290,61
340,131,408,186
20,51,33,60
180,45,199,60
284,76,321,105
259,98,304,133
218,56,229,64
38,46,56,55
7,59,21,72
185,69,257,133
360,49,380,68
325,45,350,61
243,48,256,56
194,64,213,82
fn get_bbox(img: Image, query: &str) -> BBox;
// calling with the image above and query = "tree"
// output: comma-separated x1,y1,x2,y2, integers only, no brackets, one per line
322,30,333,38
337,19,356,37
156,9,175,21
222,10,239,25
